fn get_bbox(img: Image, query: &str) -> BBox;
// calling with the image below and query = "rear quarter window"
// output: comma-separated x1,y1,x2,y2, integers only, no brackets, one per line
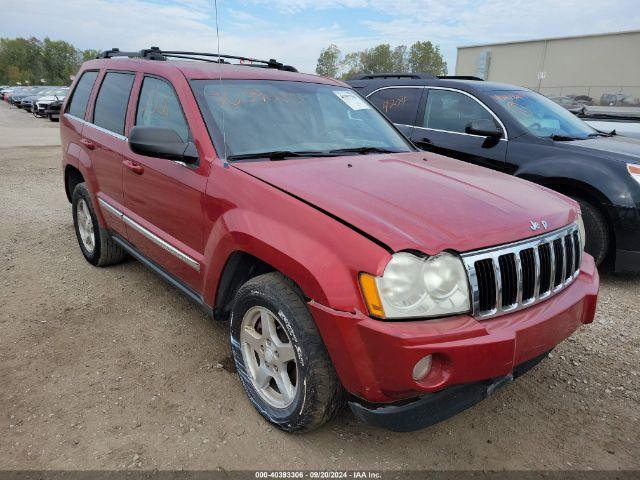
66,71,99,119
367,88,422,125
92,72,135,136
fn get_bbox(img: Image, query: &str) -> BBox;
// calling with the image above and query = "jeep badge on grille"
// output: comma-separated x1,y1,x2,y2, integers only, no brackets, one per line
530,220,549,231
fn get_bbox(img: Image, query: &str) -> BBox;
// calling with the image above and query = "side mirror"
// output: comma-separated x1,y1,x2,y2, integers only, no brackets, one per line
129,126,198,163
465,119,503,138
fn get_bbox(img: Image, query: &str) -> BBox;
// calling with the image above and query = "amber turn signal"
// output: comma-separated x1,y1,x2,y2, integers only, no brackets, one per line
359,273,386,318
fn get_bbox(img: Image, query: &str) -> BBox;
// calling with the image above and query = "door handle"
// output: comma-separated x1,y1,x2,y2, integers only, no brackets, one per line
80,138,95,150
123,159,144,175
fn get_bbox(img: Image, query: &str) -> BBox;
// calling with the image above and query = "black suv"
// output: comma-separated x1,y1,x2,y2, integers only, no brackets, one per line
348,74,640,273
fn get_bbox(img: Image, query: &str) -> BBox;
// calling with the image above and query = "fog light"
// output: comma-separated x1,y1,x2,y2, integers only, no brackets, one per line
412,355,433,381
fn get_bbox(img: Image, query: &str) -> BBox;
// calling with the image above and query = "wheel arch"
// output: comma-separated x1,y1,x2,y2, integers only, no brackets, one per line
213,251,279,321
64,164,85,203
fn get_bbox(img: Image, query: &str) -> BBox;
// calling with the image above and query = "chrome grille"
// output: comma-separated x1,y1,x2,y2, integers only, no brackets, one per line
461,223,582,319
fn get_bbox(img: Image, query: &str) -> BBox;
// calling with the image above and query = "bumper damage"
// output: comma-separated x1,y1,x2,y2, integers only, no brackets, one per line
309,256,599,430
349,349,549,432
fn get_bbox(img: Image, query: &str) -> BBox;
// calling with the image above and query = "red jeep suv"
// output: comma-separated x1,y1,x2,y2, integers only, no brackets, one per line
60,48,599,432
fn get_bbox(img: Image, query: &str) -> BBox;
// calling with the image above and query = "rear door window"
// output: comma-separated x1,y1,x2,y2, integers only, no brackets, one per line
367,88,422,125
135,76,190,142
66,71,98,118
93,72,135,136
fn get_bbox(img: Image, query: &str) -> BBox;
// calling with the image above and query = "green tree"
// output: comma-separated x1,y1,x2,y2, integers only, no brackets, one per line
40,38,80,84
82,49,100,62
0,37,43,85
359,44,395,74
317,40,446,80
391,45,408,72
340,51,362,80
315,44,341,78
0,37,98,85
408,41,447,76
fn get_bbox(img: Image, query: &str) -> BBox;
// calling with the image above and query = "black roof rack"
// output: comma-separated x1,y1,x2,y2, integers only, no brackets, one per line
350,72,435,80
97,47,298,72
438,75,484,81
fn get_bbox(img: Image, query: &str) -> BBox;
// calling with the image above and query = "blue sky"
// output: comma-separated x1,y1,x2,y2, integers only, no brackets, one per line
2,0,639,74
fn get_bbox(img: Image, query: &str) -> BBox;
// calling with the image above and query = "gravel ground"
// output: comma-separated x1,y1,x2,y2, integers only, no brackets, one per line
0,102,639,472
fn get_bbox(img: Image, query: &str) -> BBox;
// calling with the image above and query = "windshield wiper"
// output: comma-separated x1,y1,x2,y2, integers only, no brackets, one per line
328,146,401,155
226,150,328,161
588,130,616,137
549,134,582,141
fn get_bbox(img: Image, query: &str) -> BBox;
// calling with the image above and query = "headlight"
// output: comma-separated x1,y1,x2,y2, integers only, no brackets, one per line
576,214,586,254
628,164,640,186
359,251,471,319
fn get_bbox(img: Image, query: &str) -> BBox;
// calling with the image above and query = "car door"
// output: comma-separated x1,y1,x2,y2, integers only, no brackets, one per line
82,70,135,238
122,74,208,291
411,87,508,171
62,70,99,196
365,86,423,137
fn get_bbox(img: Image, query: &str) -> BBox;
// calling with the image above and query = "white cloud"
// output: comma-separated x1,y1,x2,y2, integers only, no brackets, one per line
1,0,639,74
0,0,363,72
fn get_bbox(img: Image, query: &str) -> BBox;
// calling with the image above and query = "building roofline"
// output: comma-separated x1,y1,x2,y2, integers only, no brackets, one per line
457,29,640,50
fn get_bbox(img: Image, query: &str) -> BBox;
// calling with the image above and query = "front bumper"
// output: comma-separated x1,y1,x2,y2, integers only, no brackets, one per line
605,204,640,273
349,349,549,432
309,255,599,409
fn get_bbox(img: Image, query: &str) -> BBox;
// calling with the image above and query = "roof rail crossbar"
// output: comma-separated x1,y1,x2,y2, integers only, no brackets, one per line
97,48,166,60
438,75,484,81
351,73,435,80
162,53,229,64
96,47,297,71
158,50,297,72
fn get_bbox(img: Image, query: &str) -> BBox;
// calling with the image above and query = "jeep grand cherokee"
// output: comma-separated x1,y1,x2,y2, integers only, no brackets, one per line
60,48,599,432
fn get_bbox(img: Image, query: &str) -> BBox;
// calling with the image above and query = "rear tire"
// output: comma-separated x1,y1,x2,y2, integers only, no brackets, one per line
230,272,344,432
573,197,609,266
72,182,126,267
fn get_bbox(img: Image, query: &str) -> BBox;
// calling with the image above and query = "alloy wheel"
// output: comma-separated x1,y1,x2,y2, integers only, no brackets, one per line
240,306,298,409
76,199,95,253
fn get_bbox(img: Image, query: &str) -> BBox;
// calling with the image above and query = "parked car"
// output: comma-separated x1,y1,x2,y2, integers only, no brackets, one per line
577,106,640,140
547,95,587,112
45,99,63,122
19,87,56,111
348,74,640,273
34,87,69,117
60,49,598,432
6,87,34,106
600,93,640,107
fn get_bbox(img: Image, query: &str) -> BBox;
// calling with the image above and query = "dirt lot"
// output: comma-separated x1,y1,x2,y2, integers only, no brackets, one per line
0,101,639,472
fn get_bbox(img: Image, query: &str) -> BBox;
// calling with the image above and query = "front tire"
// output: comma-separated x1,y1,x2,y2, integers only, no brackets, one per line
72,182,126,267
230,273,344,432
573,197,610,266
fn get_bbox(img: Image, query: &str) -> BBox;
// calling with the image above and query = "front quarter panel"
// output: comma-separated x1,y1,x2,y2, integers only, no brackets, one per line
508,138,639,208
200,163,392,313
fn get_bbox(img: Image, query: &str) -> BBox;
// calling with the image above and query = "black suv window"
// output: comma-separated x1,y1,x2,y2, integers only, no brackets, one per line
368,88,422,125
423,89,500,134
136,76,189,142
93,72,135,136
66,71,98,118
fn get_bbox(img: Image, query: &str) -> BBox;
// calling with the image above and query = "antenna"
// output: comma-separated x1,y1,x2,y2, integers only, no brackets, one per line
213,0,228,165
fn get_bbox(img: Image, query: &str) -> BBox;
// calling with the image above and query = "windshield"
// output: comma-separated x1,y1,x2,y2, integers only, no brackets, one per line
490,90,596,139
191,80,412,159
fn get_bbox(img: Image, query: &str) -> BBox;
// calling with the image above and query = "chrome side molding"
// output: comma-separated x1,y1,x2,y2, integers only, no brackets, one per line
97,197,200,272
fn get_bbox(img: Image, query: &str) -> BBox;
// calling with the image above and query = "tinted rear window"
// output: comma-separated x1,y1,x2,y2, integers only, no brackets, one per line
67,71,98,118
367,88,422,125
93,72,135,136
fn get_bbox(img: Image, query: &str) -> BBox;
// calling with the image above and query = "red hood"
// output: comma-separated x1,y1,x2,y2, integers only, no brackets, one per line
234,152,578,254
